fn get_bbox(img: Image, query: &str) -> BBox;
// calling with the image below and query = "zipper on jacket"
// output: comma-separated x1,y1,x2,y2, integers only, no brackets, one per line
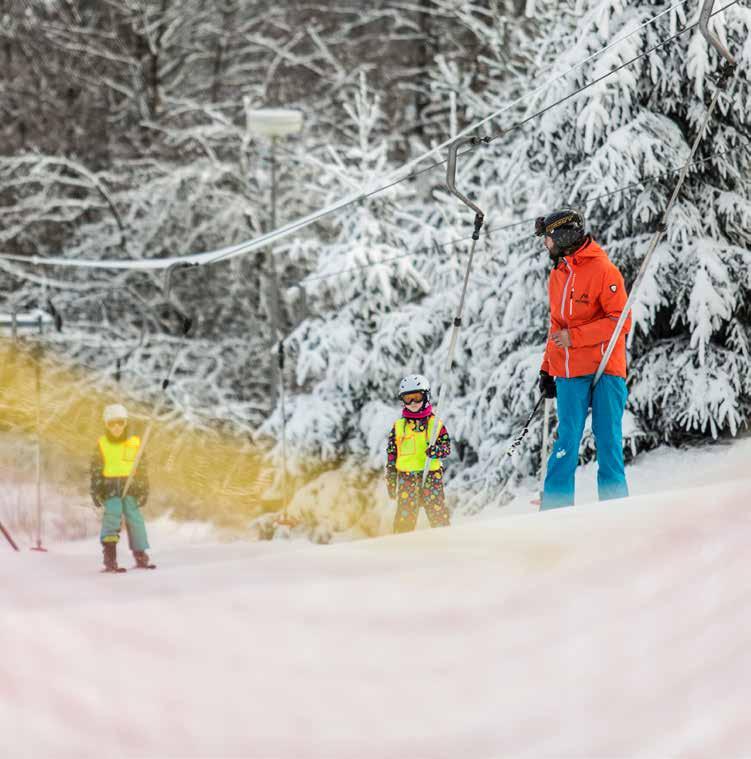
560,260,573,378
560,260,573,321
569,273,576,317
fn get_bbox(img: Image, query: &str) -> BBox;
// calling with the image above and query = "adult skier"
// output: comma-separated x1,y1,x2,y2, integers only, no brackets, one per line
536,209,631,509
91,403,154,571
386,375,451,533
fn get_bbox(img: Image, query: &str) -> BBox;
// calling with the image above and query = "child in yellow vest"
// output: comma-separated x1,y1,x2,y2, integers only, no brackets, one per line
90,404,153,572
385,375,451,533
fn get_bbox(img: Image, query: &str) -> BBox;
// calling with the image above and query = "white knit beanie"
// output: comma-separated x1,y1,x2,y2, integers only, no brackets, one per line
103,404,128,424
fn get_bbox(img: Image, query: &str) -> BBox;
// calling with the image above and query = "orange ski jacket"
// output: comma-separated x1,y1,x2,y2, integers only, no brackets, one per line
541,237,631,379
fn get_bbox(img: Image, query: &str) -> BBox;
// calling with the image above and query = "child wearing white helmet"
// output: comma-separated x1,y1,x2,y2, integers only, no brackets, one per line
385,375,451,533
90,403,154,572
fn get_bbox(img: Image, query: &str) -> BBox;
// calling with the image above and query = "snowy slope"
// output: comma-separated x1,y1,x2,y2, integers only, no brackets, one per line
473,436,751,518
2,447,750,758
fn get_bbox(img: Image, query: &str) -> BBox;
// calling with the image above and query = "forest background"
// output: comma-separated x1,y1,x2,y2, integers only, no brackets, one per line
1,0,749,540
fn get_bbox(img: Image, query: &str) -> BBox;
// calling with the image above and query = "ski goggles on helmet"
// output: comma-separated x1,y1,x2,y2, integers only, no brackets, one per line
400,391,425,405
535,211,583,238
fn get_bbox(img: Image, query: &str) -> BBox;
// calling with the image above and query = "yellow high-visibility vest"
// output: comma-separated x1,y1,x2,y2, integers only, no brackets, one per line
98,435,141,478
394,416,442,472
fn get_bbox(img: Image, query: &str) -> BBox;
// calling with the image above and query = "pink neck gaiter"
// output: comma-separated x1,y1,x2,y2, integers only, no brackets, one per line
402,404,433,420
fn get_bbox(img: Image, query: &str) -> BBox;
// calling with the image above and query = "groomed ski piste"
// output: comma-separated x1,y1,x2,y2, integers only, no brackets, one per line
3,439,750,758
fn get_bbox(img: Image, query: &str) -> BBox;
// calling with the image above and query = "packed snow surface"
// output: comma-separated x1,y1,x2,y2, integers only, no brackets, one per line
2,443,751,758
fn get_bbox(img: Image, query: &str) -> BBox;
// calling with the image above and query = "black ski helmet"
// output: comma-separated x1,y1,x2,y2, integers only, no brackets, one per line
535,209,586,254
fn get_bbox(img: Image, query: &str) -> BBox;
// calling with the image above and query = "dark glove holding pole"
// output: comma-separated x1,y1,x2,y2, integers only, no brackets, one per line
538,370,557,399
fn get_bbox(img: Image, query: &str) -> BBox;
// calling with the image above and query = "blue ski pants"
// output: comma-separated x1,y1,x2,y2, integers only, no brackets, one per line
541,374,629,510
100,496,150,551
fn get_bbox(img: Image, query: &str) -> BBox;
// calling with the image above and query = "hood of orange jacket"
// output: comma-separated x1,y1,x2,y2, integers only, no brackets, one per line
541,237,631,379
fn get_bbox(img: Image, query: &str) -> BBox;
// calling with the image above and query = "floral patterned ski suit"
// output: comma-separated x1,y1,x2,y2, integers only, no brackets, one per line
385,416,451,533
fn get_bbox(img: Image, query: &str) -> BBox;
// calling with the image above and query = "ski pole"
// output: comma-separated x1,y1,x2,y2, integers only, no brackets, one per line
119,325,189,501
458,392,546,493
32,335,45,552
0,520,19,551
539,397,552,496
484,394,548,505
422,135,487,485
594,0,737,387
31,301,60,553
273,339,297,527
505,394,546,460
121,264,195,501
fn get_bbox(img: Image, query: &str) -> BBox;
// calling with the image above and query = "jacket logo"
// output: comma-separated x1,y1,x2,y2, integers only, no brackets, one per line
609,284,617,293
575,292,590,304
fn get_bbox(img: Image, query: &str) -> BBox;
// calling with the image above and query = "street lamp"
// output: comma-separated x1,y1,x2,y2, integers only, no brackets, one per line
246,107,303,522
246,108,304,138
246,107,303,353
246,107,303,233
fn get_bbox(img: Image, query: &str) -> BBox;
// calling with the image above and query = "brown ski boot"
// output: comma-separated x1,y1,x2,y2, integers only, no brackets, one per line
102,541,125,573
133,550,156,569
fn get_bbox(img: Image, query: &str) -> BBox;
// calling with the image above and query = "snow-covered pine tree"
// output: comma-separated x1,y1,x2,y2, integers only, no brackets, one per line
372,2,749,510
456,0,751,510
263,1,568,524
525,0,751,441
421,0,541,133
411,0,567,509
262,73,438,533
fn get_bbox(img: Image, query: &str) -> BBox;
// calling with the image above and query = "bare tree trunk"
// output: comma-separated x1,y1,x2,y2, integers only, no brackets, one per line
413,0,433,142
148,0,170,116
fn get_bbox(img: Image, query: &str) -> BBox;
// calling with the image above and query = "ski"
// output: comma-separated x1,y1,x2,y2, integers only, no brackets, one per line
101,567,127,574
133,563,157,570
0,520,19,551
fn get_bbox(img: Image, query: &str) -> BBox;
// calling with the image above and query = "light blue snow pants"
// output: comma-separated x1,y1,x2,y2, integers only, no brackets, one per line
541,374,629,510
100,496,149,551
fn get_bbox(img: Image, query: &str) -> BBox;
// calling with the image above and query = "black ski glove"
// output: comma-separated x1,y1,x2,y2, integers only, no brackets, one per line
538,370,557,399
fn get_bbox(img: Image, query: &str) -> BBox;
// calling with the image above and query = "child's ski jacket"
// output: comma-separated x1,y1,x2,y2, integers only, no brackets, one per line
90,430,149,506
385,414,451,485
